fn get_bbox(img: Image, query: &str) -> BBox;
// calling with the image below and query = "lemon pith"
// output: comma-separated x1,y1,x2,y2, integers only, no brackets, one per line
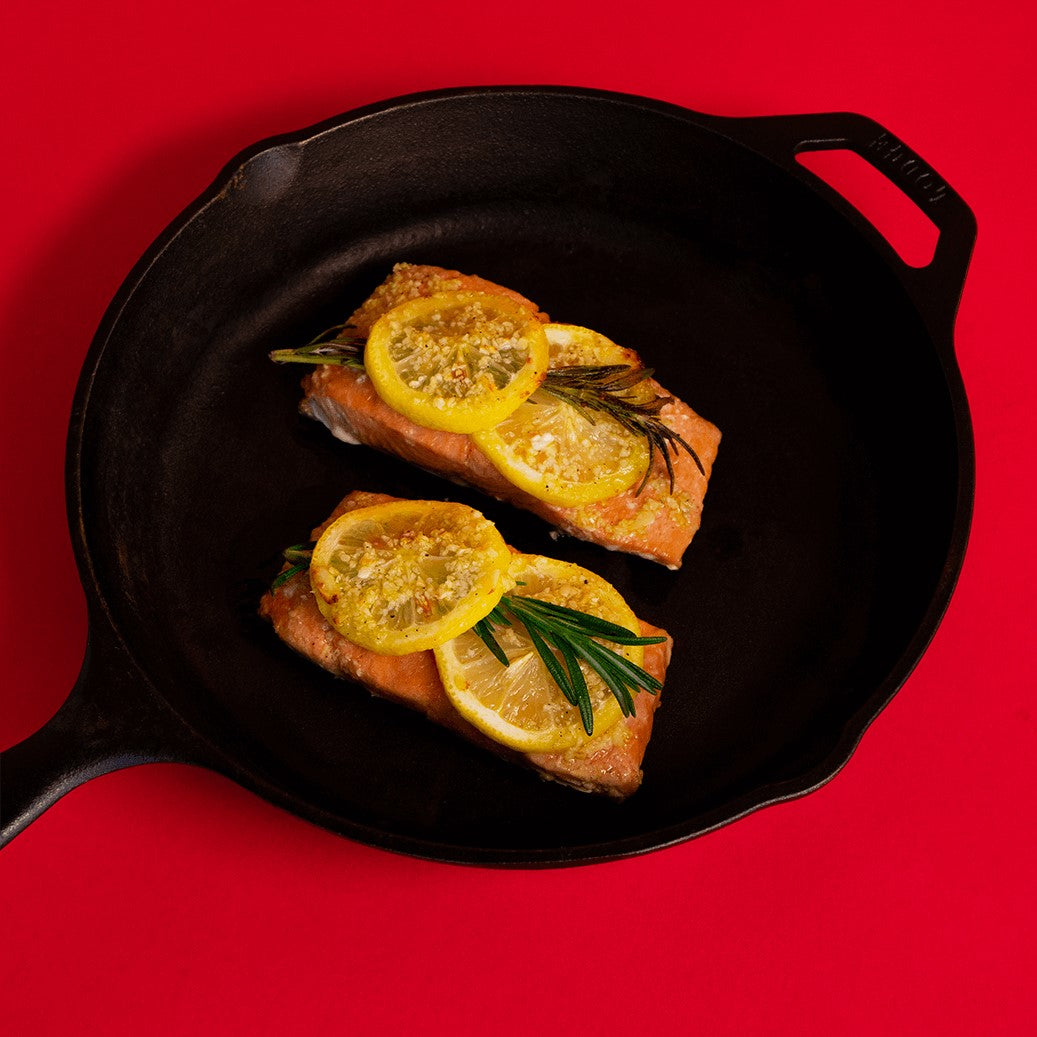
364,292,549,433
310,500,511,655
434,554,645,752
472,324,651,507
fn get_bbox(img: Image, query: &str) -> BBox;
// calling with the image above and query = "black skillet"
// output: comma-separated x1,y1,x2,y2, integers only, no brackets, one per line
0,87,975,864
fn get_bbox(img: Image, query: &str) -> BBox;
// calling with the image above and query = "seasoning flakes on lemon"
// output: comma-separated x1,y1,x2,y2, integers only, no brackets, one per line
310,499,511,655
472,324,651,506
433,554,647,752
303,498,663,754
364,292,549,433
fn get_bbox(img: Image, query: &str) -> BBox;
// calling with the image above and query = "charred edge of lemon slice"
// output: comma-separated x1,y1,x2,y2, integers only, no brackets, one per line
434,555,642,752
363,292,549,434
309,500,512,655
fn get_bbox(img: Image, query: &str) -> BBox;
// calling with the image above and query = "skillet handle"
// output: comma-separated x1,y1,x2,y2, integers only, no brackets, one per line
0,630,209,847
714,111,976,343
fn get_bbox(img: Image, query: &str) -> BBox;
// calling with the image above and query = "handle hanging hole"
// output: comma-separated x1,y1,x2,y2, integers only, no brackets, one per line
796,149,939,268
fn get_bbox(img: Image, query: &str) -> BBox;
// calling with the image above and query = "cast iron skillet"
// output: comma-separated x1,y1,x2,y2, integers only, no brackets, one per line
0,87,975,864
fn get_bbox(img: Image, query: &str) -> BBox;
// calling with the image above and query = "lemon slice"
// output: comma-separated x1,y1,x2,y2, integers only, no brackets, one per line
364,292,550,433
542,322,633,368
310,500,512,655
471,324,650,507
434,554,643,752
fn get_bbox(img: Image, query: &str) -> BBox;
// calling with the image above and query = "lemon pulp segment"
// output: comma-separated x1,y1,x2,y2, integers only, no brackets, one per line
310,500,512,655
471,324,651,507
434,554,644,752
364,292,549,433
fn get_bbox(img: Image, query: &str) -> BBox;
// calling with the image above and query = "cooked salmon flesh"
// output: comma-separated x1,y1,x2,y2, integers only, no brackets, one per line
298,264,721,569
260,491,672,798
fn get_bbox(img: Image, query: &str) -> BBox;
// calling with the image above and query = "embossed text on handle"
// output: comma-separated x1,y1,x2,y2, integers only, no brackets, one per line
867,132,948,205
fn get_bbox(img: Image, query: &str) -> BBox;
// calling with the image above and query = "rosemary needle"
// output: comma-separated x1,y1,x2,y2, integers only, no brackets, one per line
270,545,314,589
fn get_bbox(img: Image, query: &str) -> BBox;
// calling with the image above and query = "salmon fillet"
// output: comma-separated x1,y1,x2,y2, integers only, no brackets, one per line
299,263,721,568
259,490,672,798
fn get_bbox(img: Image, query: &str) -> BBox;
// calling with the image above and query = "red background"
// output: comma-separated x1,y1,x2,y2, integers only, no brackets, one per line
2,2,1034,1033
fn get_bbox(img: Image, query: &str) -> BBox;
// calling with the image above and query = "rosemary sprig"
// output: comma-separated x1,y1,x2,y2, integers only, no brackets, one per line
270,325,703,494
270,545,314,589
472,594,665,736
269,322,365,369
538,365,705,492
271,546,664,736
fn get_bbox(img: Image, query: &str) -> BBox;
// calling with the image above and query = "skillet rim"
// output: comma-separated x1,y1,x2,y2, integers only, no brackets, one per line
63,85,976,866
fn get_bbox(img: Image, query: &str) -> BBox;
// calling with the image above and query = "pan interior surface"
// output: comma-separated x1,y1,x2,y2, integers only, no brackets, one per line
74,93,963,860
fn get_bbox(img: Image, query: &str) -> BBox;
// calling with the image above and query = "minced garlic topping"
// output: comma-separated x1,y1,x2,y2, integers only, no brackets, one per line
385,301,532,403
493,391,639,484
573,471,694,533
327,529,484,631
310,500,513,655
348,265,465,335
